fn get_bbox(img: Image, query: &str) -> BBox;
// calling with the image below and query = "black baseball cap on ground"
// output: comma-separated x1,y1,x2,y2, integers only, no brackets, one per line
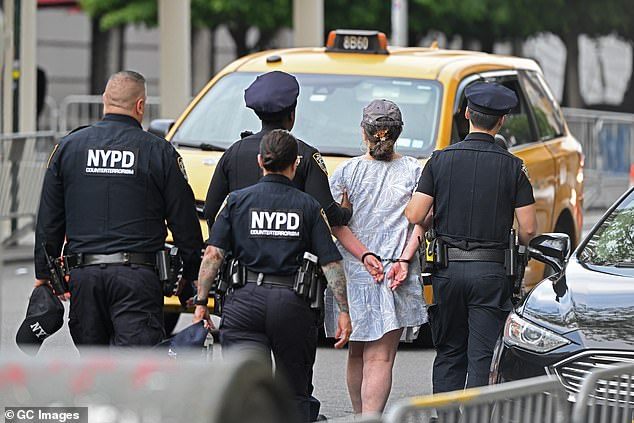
16,285,64,355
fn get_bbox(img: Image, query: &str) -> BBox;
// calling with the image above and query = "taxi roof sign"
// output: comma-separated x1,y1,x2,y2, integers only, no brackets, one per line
325,29,388,55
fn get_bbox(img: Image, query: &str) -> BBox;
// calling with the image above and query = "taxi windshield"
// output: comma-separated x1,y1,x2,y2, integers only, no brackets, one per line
172,72,441,158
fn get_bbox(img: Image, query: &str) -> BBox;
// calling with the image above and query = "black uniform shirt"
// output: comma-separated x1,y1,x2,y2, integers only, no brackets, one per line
203,123,351,226
208,174,342,275
34,113,203,280
417,132,535,249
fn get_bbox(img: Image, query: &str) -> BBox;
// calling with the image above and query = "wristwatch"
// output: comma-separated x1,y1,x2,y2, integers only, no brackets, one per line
193,295,208,306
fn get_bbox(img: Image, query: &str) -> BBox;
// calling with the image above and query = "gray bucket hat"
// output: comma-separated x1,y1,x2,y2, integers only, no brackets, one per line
361,99,403,127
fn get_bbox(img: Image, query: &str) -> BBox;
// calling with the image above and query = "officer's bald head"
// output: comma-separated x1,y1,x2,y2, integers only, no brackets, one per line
102,71,147,122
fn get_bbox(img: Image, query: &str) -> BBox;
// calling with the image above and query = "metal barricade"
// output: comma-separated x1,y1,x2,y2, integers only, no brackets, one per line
0,131,57,244
571,363,634,423
384,376,570,423
59,95,161,133
563,108,634,209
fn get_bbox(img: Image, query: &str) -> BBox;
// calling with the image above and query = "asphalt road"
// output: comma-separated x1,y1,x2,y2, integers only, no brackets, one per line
0,209,604,419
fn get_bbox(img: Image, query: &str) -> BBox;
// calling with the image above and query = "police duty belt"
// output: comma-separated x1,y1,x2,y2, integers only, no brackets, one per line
65,252,157,269
446,248,505,263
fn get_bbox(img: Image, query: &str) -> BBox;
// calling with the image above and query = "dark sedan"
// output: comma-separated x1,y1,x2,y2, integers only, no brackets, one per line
490,187,634,398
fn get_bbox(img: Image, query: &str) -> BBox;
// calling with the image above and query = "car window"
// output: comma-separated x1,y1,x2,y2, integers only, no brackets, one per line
172,72,442,158
579,190,634,267
520,71,564,141
452,75,534,147
492,78,534,147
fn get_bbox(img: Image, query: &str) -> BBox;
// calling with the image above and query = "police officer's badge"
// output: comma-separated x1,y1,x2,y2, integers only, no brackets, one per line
178,156,188,181
313,152,328,176
521,163,531,182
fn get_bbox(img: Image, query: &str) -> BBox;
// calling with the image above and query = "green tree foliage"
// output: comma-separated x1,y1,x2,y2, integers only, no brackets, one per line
79,0,156,30
79,0,292,57
194,0,291,56
324,0,391,34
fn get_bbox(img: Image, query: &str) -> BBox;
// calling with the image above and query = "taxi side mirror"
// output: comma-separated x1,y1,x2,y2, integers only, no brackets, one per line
148,119,175,138
528,233,571,275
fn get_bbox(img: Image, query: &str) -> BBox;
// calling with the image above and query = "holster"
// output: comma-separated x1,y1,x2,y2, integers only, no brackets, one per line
504,230,529,305
156,247,182,297
42,243,69,295
294,252,324,311
433,237,448,269
308,268,327,311
211,256,243,316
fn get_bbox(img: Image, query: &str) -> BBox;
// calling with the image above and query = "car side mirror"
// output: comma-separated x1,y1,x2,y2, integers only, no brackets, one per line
528,233,571,275
148,119,175,138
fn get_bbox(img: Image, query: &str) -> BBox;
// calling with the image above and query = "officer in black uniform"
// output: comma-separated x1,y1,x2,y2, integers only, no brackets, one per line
194,129,352,422
203,70,351,227
34,70,203,348
405,82,537,393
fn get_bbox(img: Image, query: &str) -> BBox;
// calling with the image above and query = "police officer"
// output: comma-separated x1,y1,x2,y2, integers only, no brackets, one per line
194,129,352,421
405,82,537,393
203,70,351,228
34,70,203,348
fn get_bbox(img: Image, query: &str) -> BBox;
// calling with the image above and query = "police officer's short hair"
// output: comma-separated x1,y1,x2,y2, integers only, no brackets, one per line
260,129,298,172
467,107,502,131
108,70,146,90
104,70,147,110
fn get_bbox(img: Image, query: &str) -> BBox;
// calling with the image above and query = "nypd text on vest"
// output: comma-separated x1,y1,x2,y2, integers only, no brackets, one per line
249,209,302,239
85,148,137,176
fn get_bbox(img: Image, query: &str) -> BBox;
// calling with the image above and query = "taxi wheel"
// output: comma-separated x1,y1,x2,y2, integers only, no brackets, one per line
163,311,180,335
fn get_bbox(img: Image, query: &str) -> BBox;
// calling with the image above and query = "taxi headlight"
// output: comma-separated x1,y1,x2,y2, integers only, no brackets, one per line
503,312,570,353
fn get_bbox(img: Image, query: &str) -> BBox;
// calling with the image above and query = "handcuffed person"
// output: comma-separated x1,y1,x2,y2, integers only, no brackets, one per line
193,129,351,422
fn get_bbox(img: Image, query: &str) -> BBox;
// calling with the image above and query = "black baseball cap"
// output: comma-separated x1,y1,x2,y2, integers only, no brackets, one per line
16,286,64,355
465,82,518,116
244,71,300,121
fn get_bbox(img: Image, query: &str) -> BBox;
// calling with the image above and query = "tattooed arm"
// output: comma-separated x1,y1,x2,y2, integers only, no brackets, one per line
321,260,352,348
193,245,225,328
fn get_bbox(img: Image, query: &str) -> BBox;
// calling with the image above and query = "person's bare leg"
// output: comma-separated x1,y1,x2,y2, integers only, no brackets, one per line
361,329,403,413
347,341,365,414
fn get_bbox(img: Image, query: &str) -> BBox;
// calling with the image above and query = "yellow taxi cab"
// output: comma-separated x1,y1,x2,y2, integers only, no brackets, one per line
152,30,584,333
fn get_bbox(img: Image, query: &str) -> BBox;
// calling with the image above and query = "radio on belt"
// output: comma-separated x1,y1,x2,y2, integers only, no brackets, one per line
325,29,389,54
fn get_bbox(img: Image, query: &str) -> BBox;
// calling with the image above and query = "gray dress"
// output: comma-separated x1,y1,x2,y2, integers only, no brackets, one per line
324,155,428,342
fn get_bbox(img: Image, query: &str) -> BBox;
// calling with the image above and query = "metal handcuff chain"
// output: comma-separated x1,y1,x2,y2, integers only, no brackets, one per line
361,251,410,264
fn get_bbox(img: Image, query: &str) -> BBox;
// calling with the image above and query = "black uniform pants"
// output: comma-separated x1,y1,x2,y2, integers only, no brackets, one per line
68,264,164,348
429,261,512,393
220,282,319,422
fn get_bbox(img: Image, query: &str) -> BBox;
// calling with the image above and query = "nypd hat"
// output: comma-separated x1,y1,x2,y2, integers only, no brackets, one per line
16,285,64,355
155,321,209,356
465,82,518,116
244,71,300,120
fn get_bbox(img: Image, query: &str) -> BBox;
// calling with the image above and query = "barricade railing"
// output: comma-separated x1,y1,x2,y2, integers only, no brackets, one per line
0,131,58,245
383,376,570,423
59,95,161,133
563,108,634,209
571,363,634,423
